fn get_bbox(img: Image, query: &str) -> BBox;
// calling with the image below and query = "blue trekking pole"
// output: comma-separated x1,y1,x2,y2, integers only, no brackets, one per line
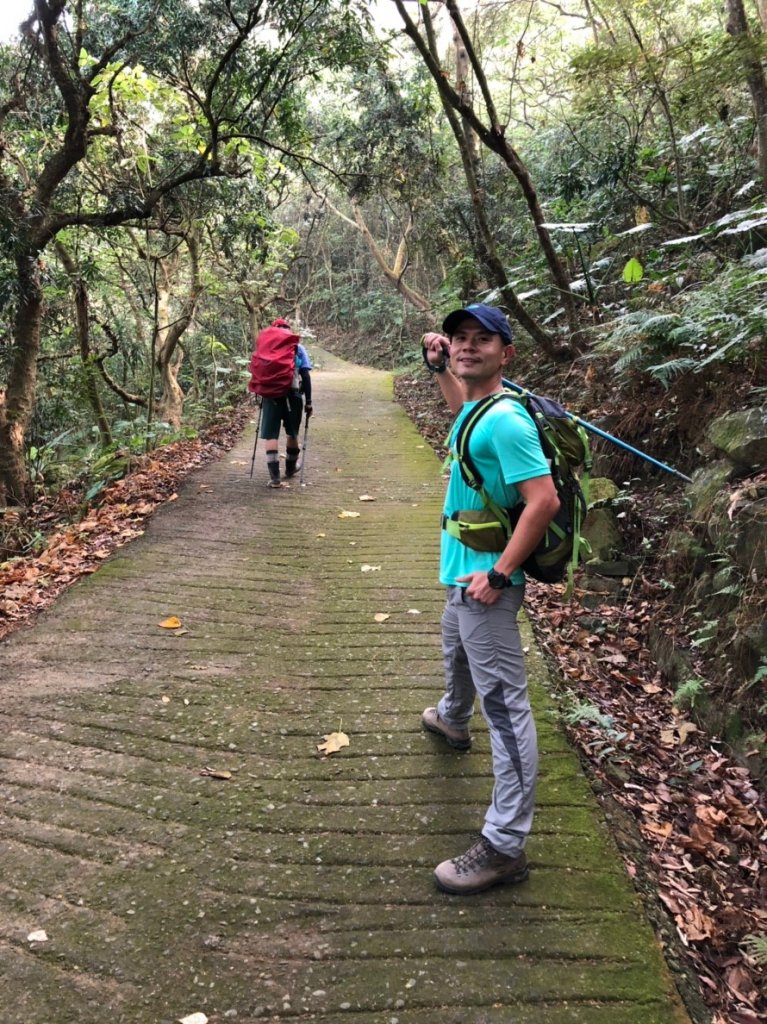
502,379,693,484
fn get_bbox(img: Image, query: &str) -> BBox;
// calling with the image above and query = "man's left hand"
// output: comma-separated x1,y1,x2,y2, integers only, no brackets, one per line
305,404,313,419
456,571,501,605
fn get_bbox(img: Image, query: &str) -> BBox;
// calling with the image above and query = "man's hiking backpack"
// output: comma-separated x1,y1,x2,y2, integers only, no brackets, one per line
450,387,592,590
248,322,299,399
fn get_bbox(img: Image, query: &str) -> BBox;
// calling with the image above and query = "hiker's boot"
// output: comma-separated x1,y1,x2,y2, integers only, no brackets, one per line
434,836,529,895
266,451,281,488
421,707,471,751
285,446,301,478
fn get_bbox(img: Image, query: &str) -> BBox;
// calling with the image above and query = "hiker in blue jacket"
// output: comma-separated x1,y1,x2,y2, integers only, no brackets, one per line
260,320,313,488
421,303,559,895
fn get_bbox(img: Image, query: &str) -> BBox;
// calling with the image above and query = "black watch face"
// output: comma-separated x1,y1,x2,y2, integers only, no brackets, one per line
488,570,505,589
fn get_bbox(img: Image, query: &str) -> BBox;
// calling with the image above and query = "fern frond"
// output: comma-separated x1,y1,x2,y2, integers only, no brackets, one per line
742,934,767,966
613,344,649,374
646,358,696,388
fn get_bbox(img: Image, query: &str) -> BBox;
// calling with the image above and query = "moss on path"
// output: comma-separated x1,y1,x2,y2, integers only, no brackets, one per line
0,352,690,1023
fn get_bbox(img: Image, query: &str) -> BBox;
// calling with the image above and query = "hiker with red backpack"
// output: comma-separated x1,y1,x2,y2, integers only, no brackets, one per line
420,303,560,896
248,318,313,488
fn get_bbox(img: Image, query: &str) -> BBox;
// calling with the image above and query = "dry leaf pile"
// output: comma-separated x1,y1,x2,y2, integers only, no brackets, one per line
0,405,249,640
527,583,767,1024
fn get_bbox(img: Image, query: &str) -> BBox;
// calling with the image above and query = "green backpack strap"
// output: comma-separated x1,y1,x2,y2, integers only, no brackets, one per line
453,392,513,490
451,392,517,535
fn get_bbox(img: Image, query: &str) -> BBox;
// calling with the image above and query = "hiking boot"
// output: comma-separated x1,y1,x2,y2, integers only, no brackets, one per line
267,479,283,489
434,836,529,895
421,707,471,751
285,460,301,479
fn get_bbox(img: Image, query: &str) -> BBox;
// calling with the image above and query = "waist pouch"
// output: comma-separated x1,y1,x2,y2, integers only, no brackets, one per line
442,510,509,553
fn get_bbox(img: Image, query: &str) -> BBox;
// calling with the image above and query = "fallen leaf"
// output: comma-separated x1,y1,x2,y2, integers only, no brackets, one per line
682,905,715,942
179,1015,208,1024
172,627,189,636
643,820,673,840
199,767,233,780
358,494,376,502
374,612,390,623
407,608,421,615
161,695,171,704
316,532,326,538
27,929,48,942
158,616,182,629
338,510,361,518
677,721,698,744
317,731,350,755
360,564,381,572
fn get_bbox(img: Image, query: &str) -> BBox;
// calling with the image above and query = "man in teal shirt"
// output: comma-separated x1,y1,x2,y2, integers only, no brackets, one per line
422,303,559,895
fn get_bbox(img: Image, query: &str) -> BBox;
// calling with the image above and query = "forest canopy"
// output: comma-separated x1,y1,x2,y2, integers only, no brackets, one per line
0,0,765,508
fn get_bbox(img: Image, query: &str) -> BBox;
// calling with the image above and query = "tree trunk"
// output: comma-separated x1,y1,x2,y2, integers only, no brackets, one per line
157,345,186,429
324,195,434,315
55,242,112,446
155,230,204,429
395,0,580,339
433,11,571,358
727,0,767,194
351,204,432,313
0,255,43,506
756,0,767,32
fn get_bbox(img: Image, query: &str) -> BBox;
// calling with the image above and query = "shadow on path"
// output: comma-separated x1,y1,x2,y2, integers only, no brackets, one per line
0,352,690,1023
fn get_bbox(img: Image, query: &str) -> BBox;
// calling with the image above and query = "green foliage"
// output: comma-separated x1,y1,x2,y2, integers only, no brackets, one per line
596,248,767,384
742,933,767,966
689,621,719,649
673,677,707,711
623,258,644,284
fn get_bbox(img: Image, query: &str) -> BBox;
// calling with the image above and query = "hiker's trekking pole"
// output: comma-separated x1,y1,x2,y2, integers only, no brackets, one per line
502,379,693,484
249,398,263,479
299,412,310,487
568,417,693,483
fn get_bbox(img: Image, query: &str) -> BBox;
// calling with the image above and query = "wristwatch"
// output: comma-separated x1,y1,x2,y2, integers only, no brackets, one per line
422,347,448,374
487,567,509,590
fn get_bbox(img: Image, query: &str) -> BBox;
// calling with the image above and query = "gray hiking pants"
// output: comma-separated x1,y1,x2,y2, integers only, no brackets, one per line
437,584,537,858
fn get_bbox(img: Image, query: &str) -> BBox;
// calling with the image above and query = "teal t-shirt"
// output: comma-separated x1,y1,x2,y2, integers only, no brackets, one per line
440,397,551,586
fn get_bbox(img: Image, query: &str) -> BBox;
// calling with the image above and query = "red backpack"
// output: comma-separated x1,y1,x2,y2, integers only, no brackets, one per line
248,321,299,398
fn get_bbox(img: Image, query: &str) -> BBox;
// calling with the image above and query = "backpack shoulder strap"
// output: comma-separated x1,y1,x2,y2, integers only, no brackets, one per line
453,391,520,490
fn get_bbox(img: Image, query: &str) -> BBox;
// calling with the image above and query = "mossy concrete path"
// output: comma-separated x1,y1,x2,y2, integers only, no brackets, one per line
0,353,690,1024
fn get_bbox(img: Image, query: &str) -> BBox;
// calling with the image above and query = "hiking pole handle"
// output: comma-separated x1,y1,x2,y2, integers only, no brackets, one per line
501,378,692,484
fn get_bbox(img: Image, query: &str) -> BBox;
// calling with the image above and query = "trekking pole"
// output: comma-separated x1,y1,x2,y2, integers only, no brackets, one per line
249,398,263,479
299,412,310,487
502,379,693,484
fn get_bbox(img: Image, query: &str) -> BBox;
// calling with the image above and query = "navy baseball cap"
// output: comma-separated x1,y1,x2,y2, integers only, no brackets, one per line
442,303,513,344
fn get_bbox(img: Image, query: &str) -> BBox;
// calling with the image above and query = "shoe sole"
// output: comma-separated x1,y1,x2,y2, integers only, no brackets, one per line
422,719,471,751
434,864,530,895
